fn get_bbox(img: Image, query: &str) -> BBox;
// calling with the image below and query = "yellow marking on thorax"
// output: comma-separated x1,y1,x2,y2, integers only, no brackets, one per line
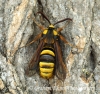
40,50,55,56
49,24,54,28
53,30,58,35
39,62,54,68
43,30,48,34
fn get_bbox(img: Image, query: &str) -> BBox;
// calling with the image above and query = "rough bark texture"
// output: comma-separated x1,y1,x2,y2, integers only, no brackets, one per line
0,0,100,94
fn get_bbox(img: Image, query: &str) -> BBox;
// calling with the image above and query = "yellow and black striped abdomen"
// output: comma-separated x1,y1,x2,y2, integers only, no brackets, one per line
39,47,55,79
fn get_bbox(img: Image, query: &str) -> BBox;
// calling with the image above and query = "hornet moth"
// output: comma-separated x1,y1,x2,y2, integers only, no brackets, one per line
25,12,72,80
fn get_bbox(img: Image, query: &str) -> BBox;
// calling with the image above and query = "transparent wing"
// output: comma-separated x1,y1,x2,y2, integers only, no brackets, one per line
25,39,45,76
54,40,68,80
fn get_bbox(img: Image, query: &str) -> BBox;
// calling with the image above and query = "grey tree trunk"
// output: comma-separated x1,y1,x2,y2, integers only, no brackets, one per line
0,0,100,94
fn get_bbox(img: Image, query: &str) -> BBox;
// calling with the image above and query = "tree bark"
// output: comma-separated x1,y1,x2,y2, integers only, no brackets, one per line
0,0,100,94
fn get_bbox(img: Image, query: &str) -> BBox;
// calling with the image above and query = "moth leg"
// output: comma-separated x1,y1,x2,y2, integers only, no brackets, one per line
57,18,72,33
26,32,42,47
20,32,42,48
27,16,47,46
59,35,74,47
22,16,46,47
32,18,46,31
27,14,46,30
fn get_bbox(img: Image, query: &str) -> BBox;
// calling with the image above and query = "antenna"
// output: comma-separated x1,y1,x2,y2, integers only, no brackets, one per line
53,18,72,25
37,12,51,24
